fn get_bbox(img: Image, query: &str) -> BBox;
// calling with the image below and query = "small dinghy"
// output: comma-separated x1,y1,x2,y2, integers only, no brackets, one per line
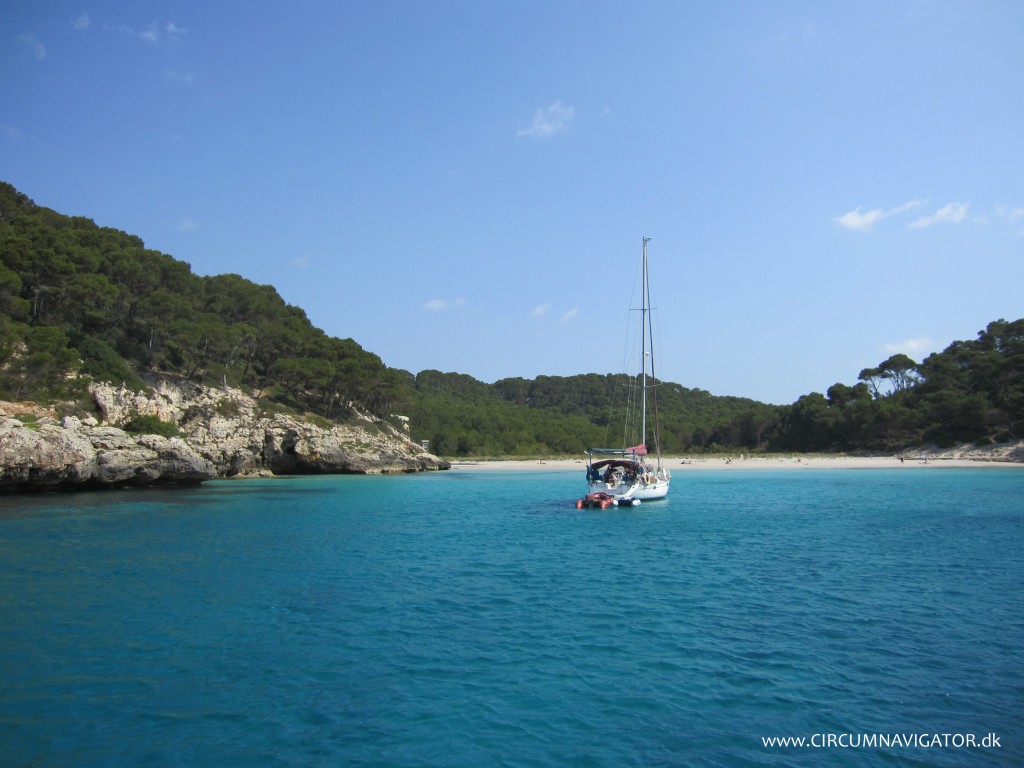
575,493,642,509
576,492,617,510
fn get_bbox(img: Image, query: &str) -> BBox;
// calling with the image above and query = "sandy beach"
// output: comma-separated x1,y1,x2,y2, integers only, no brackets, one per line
447,454,1024,472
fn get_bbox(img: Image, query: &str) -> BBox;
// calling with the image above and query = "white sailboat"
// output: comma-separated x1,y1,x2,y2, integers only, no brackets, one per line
577,237,671,509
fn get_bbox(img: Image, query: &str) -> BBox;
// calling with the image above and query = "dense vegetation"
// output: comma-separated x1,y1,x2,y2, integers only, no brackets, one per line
779,326,1023,451
410,371,779,456
0,182,410,424
1,181,1021,456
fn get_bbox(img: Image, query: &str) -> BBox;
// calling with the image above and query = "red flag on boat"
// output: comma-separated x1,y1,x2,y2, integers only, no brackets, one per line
630,444,648,456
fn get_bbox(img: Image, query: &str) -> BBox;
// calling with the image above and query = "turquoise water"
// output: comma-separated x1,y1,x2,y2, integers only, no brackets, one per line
1,468,1022,767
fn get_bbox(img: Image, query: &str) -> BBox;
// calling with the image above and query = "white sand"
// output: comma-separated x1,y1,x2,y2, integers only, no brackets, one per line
446,455,1023,472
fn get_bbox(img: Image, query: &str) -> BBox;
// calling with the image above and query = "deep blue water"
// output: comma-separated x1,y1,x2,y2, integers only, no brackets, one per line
1,467,1022,767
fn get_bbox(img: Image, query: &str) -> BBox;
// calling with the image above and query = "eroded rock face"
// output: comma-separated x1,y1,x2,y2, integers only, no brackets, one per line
0,415,215,491
0,377,448,492
259,417,446,475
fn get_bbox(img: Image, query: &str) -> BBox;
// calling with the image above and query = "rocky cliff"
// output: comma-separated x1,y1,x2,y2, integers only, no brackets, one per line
0,375,448,492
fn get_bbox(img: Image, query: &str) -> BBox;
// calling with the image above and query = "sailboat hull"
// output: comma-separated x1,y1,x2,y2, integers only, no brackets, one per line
586,467,671,502
629,480,670,501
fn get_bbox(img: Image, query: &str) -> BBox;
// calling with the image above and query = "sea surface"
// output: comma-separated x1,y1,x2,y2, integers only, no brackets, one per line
1,467,1022,767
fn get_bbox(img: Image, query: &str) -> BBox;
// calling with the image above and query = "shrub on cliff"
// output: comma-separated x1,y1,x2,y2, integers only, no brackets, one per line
123,413,180,438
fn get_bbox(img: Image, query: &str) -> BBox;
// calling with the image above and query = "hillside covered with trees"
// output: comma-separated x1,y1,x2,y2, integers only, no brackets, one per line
1,181,1021,457
0,182,410,421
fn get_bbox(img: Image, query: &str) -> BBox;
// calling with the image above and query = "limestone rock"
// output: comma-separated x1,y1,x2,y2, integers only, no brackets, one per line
0,376,448,492
0,417,215,492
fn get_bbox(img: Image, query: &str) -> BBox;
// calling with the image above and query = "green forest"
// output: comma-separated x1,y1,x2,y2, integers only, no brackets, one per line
1,181,1022,456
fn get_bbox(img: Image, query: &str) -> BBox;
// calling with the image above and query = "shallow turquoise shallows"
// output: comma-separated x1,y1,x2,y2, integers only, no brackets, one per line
1,468,1022,767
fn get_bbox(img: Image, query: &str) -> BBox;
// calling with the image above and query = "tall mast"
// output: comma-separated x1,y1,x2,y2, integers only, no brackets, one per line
640,236,650,448
642,236,662,466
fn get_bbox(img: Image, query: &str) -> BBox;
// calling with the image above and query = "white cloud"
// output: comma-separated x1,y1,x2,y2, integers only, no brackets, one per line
163,70,195,86
994,206,1024,233
115,20,186,46
532,304,550,317
19,34,46,60
517,101,575,139
833,199,926,232
1007,209,1024,236
776,20,820,44
909,202,969,229
178,219,197,232
139,23,160,44
888,199,928,216
560,307,579,323
73,14,91,31
882,337,935,360
422,298,467,312
833,207,884,232
844,201,1024,233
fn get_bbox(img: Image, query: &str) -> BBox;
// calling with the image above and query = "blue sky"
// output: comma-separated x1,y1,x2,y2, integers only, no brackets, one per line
3,1,1022,404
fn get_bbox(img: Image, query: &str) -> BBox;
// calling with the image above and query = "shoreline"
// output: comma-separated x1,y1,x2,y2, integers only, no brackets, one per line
447,455,1024,472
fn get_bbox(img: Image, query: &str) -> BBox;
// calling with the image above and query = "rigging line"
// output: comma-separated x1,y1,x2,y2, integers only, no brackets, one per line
648,325,663,463
617,256,644,448
644,240,664,464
